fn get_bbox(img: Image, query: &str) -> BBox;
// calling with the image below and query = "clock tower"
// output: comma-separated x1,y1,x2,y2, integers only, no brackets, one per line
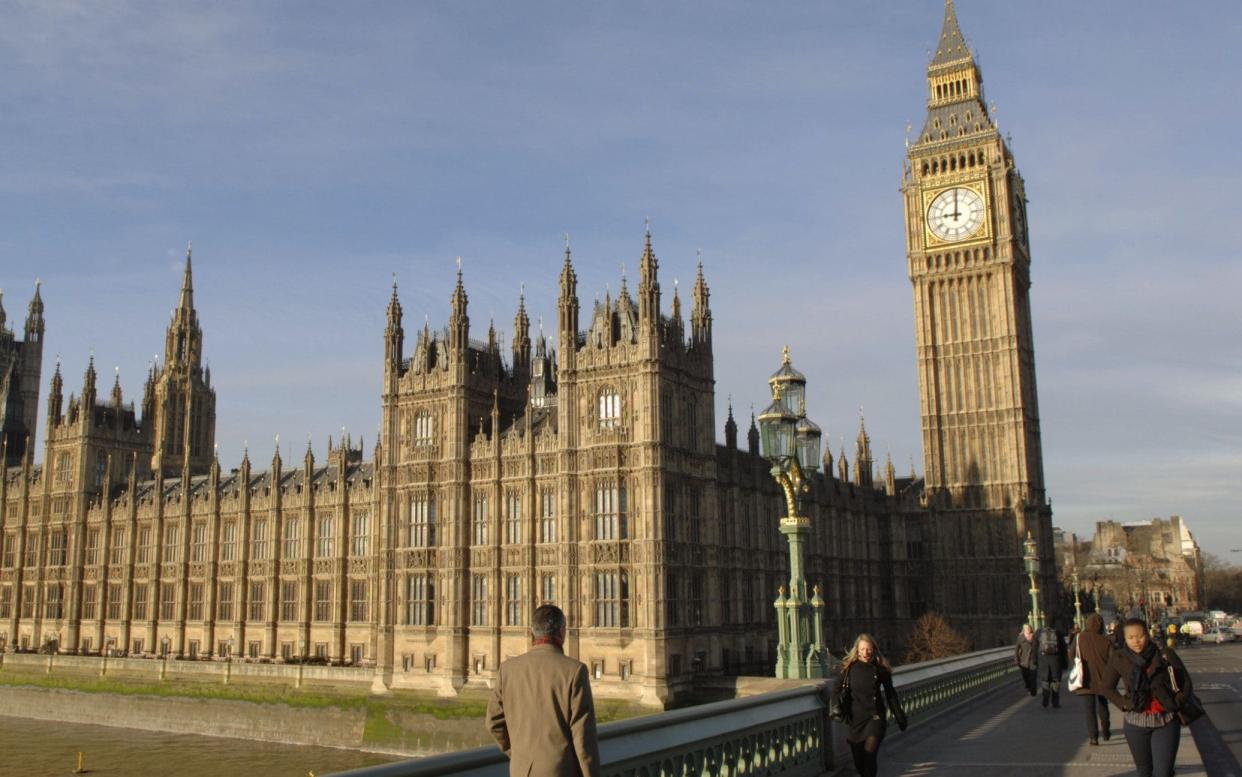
902,0,1055,641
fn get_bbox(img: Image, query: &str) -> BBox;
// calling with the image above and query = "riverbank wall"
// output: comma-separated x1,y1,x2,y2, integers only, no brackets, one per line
0,652,499,755
0,652,647,755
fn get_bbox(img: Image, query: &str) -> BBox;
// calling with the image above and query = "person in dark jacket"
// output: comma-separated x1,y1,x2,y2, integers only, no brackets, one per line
831,633,907,777
1072,613,1117,744
1014,624,1038,696
1035,622,1068,708
1097,617,1194,777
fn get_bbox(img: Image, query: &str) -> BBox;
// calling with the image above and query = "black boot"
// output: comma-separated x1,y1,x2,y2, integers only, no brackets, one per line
1042,690,1049,707
1052,691,1061,708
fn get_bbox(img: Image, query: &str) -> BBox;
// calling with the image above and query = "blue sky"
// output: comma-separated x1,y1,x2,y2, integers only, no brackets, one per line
2,1,1239,555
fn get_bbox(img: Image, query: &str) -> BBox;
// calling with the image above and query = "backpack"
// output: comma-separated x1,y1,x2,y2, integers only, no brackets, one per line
1038,628,1059,655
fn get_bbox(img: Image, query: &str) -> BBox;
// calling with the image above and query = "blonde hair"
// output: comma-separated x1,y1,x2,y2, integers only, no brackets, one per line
841,632,891,673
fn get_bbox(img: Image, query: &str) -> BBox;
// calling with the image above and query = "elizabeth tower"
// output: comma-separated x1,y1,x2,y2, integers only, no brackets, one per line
903,1,1055,643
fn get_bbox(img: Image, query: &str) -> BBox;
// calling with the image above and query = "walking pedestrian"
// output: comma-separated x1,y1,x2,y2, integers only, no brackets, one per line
1014,623,1038,696
831,633,907,777
1072,613,1115,745
1035,621,1067,707
486,604,601,777
1098,617,1196,777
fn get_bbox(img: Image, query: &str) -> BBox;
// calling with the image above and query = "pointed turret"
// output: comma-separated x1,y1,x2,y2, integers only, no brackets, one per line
668,280,684,344
25,280,44,341
110,366,123,407
747,409,760,456
385,275,404,373
513,286,531,373
854,411,873,488
558,238,579,367
885,452,897,496
164,244,203,370
691,258,712,347
82,354,98,409
272,434,283,477
637,222,661,333
724,400,738,450
47,359,63,427
530,318,556,408
0,288,6,331
449,259,469,353
304,435,314,472
823,444,834,479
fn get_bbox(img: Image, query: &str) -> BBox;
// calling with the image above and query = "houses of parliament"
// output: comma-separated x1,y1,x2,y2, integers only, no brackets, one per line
0,2,1055,706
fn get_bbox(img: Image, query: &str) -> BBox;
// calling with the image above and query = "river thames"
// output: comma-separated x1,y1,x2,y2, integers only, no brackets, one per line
0,715,402,777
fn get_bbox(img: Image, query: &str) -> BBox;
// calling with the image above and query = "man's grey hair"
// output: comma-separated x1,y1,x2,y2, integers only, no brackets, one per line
532,604,566,638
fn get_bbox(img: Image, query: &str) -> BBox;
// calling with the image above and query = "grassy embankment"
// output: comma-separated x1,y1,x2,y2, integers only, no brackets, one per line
0,666,649,751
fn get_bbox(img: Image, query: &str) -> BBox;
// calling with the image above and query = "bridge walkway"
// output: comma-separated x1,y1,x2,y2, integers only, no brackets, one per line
883,678,1205,777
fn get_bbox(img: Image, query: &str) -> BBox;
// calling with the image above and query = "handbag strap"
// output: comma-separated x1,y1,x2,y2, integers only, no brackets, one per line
1163,651,1181,693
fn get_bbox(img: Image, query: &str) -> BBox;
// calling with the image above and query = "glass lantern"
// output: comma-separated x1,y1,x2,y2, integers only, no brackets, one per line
795,417,822,472
1023,532,1038,577
758,398,797,462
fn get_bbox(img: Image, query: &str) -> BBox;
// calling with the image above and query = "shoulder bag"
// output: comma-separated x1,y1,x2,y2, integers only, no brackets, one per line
829,670,852,722
1067,635,1085,691
1163,652,1205,725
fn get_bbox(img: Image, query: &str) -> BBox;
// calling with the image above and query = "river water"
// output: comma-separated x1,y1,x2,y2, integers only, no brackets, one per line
0,715,403,777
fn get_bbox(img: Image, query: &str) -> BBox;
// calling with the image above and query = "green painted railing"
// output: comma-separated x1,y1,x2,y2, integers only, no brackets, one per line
325,647,1015,777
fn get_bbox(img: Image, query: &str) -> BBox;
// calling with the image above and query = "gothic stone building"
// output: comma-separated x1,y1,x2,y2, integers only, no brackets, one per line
0,1,1055,706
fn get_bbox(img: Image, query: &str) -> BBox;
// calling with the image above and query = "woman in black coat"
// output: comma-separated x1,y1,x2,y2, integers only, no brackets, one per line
832,633,908,777
1097,617,1197,777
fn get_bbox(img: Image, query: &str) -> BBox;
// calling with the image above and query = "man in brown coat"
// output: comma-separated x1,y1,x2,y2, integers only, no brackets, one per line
1072,613,1119,744
487,604,602,777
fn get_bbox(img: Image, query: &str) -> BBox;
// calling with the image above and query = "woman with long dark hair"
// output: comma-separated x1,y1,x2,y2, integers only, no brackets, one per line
831,633,907,777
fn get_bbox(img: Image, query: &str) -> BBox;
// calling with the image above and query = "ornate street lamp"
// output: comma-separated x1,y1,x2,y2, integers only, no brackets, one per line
1072,571,1083,630
758,346,829,680
1023,531,1042,630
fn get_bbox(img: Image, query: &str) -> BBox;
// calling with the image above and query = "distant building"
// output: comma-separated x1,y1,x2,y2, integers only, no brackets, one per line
1071,517,1203,620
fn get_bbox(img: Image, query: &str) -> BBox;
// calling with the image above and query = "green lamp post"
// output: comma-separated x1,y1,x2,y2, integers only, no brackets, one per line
758,347,829,680
1023,531,1042,630
1072,571,1083,630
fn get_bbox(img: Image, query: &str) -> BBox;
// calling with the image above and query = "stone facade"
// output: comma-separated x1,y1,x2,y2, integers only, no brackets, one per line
0,1,1055,706
1066,517,1204,620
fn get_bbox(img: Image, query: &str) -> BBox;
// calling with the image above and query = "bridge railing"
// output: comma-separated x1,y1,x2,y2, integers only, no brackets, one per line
324,646,1015,777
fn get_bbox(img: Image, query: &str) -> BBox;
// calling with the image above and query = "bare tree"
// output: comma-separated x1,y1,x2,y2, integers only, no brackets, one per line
904,612,971,664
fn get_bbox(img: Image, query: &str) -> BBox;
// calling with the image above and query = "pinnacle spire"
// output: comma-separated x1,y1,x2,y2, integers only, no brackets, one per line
179,242,194,312
930,0,971,67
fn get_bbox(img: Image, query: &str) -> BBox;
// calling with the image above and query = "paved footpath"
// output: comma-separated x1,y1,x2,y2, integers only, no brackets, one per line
879,675,1207,777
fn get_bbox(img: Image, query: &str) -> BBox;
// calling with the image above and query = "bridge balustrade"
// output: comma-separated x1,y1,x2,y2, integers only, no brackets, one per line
325,646,1015,777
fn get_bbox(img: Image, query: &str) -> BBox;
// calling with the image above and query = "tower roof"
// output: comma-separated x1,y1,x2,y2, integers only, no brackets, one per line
930,0,972,67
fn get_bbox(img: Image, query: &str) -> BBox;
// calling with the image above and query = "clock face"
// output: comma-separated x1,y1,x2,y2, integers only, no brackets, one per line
927,187,986,241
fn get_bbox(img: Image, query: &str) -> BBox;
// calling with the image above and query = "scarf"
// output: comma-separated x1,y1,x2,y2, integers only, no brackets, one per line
532,635,564,650
1123,639,1160,711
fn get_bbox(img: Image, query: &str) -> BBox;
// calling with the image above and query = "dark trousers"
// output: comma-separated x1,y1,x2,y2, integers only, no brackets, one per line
1083,693,1110,739
1037,658,1062,706
1123,720,1181,777
1019,666,1036,695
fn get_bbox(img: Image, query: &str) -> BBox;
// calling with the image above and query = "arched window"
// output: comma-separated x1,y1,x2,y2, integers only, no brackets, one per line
413,410,434,446
598,388,621,430
317,515,335,558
